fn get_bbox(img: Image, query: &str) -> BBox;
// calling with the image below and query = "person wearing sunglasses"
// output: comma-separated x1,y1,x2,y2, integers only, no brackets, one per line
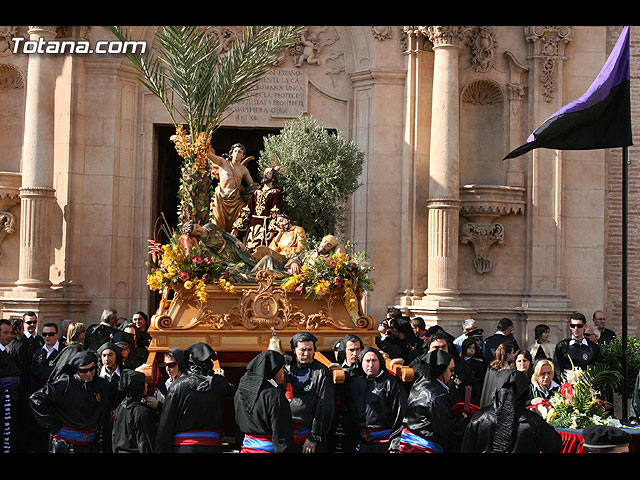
30,350,113,453
28,323,62,452
5,311,44,453
554,312,602,378
144,348,186,414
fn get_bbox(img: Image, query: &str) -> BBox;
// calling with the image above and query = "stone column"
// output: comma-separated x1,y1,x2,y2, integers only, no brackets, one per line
396,27,433,306
423,26,464,304
15,26,58,292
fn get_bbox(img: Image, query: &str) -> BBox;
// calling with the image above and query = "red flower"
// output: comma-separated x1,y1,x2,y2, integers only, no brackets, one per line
192,256,202,265
295,285,304,296
560,382,574,404
180,272,190,281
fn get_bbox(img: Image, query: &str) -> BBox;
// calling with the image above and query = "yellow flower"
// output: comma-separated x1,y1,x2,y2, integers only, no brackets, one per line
217,277,236,294
314,279,331,296
146,271,163,291
183,280,193,290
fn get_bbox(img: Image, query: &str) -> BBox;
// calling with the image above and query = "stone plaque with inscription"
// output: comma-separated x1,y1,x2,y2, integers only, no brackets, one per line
225,67,308,126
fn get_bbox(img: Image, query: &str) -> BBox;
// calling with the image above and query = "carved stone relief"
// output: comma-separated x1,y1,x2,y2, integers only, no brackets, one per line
460,222,504,274
524,26,573,102
464,26,497,73
0,64,23,89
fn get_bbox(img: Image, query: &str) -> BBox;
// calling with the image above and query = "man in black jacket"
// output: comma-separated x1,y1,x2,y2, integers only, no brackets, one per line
483,317,519,365
555,312,602,376
29,350,113,453
344,347,407,453
284,331,334,453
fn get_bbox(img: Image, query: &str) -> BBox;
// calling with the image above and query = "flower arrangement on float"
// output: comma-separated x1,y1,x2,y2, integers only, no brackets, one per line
281,244,374,311
146,229,237,303
538,362,622,429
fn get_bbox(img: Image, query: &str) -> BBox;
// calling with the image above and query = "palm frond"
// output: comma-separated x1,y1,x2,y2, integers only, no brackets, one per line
583,363,623,391
206,26,305,136
107,26,177,125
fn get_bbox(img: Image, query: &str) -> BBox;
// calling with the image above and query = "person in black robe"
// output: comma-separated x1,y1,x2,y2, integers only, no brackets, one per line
0,344,20,454
111,369,157,453
112,320,149,368
6,313,44,453
29,322,63,452
85,309,118,351
145,348,187,416
328,334,364,453
154,342,235,453
235,349,295,453
284,331,334,453
29,350,113,453
131,311,152,349
344,347,407,453
420,331,482,408
400,349,467,453
461,369,563,453
96,341,125,452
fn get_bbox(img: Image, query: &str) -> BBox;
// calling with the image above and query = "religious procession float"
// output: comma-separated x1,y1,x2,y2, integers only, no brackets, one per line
110,25,382,390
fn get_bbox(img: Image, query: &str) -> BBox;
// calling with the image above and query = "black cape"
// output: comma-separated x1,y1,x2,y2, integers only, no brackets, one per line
461,369,563,453
234,350,294,453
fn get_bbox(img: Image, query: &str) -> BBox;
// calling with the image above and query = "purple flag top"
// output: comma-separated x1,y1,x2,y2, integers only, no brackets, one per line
528,26,630,143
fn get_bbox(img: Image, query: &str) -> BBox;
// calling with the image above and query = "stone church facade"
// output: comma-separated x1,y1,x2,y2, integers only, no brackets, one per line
0,25,637,349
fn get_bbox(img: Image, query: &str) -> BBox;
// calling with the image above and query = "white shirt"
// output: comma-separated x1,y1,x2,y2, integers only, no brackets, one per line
100,364,121,380
43,341,60,358
569,337,589,346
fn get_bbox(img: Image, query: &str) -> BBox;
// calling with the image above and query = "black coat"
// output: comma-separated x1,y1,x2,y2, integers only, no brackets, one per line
402,377,467,453
483,333,518,364
284,357,334,445
461,403,562,453
344,367,407,452
29,373,113,433
554,337,602,371
234,381,295,453
154,372,234,453
461,369,563,453
112,398,157,453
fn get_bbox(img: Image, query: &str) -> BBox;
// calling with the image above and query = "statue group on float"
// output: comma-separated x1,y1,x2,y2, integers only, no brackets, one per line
178,141,345,283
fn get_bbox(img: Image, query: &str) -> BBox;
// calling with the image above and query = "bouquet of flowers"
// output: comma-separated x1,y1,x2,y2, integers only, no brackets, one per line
281,244,374,311
540,363,622,429
146,228,237,303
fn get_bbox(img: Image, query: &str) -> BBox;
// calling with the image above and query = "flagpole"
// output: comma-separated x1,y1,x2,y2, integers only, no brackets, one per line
622,145,629,419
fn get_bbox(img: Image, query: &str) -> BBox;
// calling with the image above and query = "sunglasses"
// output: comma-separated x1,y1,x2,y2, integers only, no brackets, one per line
569,323,585,329
25,320,37,325
165,362,177,368
77,365,96,374
41,331,57,337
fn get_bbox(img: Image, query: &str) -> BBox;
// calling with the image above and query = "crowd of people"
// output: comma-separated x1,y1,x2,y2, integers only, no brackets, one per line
0,306,634,454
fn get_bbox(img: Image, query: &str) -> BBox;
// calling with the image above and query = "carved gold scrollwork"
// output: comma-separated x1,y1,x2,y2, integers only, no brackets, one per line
154,269,376,332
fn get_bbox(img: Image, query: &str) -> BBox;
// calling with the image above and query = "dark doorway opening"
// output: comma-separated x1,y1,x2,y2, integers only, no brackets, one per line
153,124,281,242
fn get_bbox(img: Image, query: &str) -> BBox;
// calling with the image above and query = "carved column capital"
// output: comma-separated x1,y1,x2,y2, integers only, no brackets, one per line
27,26,58,38
425,26,465,49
